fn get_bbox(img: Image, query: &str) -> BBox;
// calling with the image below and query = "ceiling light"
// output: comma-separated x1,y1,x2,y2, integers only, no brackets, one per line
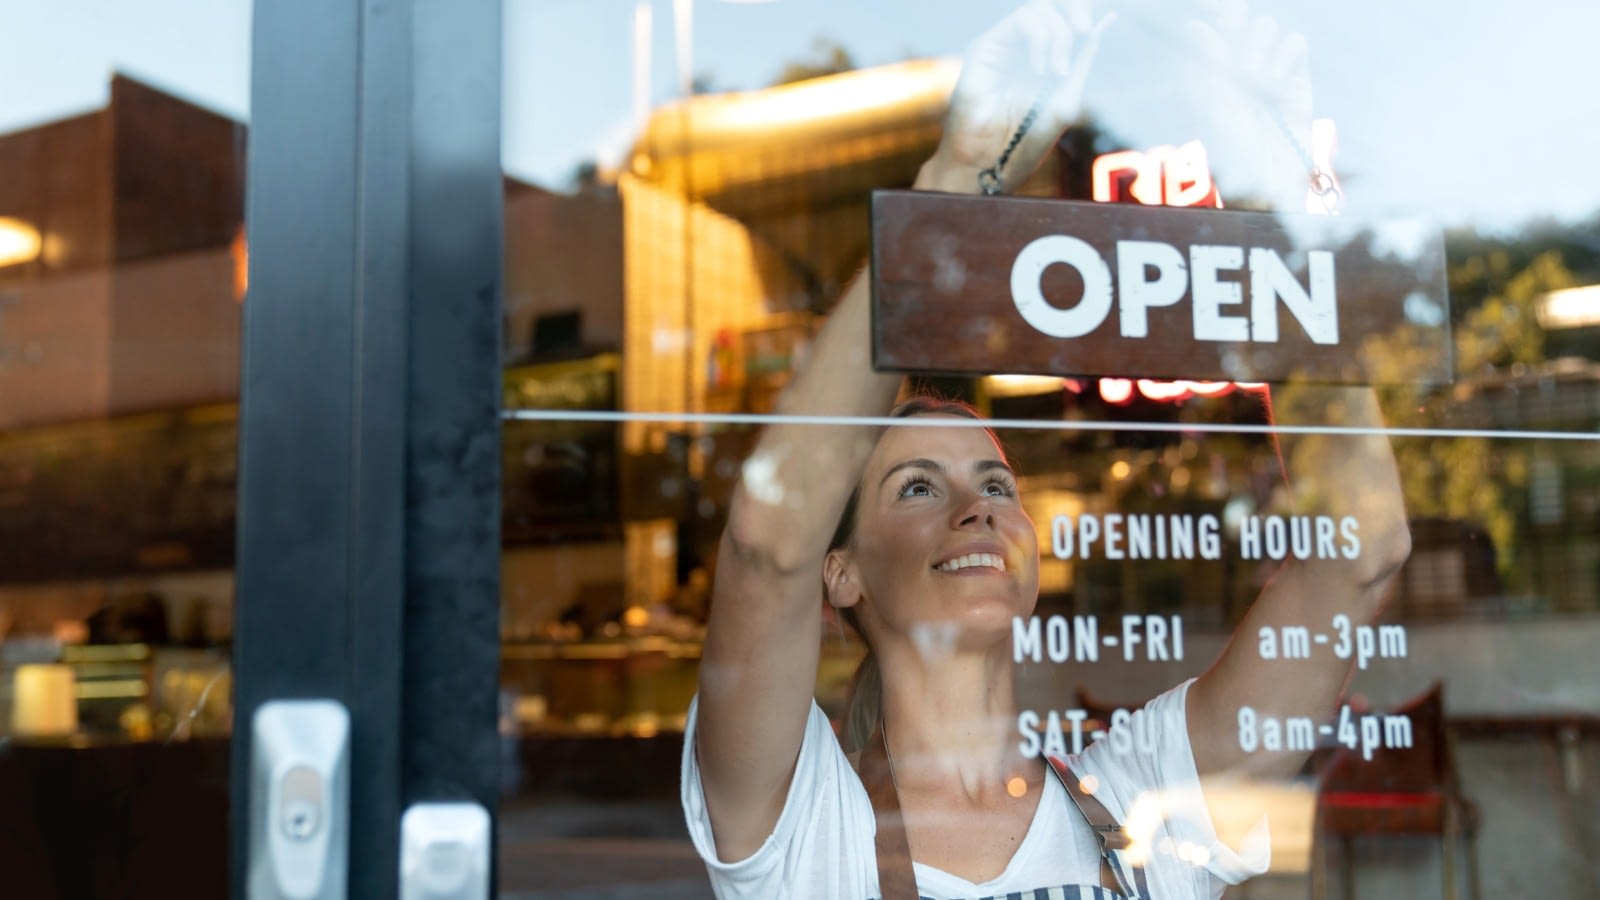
1537,285,1600,330
0,217,42,268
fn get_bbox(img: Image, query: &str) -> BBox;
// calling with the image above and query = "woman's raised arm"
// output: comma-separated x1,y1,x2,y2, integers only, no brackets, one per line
693,257,901,861
1187,384,1411,779
1174,0,1413,780
693,0,1114,861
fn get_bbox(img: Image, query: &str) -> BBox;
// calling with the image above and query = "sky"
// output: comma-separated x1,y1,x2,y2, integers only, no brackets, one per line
2,0,1599,233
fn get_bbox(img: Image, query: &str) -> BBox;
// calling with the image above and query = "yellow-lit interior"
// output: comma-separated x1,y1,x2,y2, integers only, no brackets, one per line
0,216,42,268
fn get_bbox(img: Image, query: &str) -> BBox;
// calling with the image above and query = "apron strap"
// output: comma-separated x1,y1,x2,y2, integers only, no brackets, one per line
860,722,919,900
1047,756,1149,900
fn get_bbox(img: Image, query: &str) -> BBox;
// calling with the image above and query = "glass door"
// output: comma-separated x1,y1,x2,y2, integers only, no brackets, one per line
0,2,509,892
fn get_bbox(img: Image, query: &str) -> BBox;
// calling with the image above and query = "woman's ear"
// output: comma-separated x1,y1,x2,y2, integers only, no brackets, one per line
823,549,862,610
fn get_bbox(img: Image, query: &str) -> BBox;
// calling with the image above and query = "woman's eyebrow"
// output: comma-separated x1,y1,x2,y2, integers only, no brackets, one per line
879,458,944,488
878,457,1013,488
974,459,1015,477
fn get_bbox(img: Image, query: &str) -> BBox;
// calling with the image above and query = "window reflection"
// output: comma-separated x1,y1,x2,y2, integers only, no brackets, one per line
0,2,247,885
0,77,244,749
0,0,1593,895
500,2,1600,895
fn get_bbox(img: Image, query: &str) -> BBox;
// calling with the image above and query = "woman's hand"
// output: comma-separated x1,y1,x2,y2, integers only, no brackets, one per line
1181,0,1315,209
918,0,1116,195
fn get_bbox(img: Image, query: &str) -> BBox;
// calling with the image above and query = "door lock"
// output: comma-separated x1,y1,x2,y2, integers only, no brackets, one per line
249,700,350,899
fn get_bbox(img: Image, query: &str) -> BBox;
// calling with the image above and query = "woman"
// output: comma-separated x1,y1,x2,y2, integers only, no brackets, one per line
682,2,1410,897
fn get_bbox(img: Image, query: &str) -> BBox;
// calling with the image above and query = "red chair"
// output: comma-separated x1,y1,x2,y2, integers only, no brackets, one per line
1310,683,1481,900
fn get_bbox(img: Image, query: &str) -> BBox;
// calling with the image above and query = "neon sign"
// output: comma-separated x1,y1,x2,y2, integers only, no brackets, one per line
1079,123,1339,403
1092,140,1222,209
1079,378,1268,406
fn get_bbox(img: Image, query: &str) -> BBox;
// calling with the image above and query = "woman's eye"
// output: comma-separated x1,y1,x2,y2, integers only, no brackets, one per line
898,478,933,497
983,479,1016,497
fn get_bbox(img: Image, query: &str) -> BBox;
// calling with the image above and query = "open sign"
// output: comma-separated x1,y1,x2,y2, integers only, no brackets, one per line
1009,236,1337,344
870,192,1450,384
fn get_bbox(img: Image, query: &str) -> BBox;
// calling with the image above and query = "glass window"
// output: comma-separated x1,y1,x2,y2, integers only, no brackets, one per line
501,1,1598,896
0,2,248,894
14,1,1593,895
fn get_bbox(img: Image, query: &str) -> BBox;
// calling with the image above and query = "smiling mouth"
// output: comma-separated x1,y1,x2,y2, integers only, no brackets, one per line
934,553,1006,573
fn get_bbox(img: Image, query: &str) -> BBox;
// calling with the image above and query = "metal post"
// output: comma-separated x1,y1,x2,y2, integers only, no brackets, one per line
236,1,502,896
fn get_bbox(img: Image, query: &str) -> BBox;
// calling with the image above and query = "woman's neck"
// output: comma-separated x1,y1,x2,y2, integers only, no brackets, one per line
873,638,1034,801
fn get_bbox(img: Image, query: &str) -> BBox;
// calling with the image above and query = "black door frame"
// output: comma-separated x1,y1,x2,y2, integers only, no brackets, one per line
232,1,504,896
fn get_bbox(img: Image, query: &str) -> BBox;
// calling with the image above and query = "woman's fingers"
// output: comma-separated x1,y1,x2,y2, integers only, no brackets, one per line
932,0,1119,191
1243,15,1277,77
968,0,1044,73
1042,10,1114,124
1179,0,1315,207
969,0,1110,84
1024,1,1061,77
1267,29,1309,85
1185,16,1228,68
1063,0,1096,33
1213,0,1249,31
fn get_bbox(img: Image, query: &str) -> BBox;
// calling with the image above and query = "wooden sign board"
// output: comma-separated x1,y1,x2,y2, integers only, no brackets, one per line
871,191,1451,385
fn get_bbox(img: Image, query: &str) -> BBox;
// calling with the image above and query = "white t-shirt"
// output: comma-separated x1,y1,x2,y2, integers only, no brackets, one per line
681,679,1269,899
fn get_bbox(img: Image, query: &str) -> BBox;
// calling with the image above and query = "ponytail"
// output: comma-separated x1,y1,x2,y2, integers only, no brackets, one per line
841,633,881,754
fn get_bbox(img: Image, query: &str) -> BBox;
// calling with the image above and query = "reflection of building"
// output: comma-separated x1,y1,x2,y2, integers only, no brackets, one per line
589,61,1600,659
0,76,634,620
608,60,958,610
8,64,1600,725
2,64,1231,647
0,76,244,427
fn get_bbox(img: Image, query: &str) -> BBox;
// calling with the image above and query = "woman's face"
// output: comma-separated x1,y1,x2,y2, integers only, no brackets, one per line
831,415,1040,649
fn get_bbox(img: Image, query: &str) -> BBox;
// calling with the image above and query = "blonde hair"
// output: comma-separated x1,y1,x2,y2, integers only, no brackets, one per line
828,396,1001,753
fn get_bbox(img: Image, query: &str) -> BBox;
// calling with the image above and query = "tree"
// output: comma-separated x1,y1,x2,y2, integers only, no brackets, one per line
1445,211,1600,314
1363,244,1581,595
770,37,856,86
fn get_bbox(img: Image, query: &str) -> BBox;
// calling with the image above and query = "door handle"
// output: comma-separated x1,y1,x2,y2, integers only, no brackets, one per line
249,699,351,899
400,802,491,900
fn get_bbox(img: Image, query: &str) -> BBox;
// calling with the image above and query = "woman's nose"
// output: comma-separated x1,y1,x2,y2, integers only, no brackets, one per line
952,493,996,529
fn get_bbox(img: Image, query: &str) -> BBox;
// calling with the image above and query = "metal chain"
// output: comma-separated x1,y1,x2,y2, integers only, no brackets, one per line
1308,168,1341,213
1263,103,1342,213
975,85,1339,211
978,95,1048,196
